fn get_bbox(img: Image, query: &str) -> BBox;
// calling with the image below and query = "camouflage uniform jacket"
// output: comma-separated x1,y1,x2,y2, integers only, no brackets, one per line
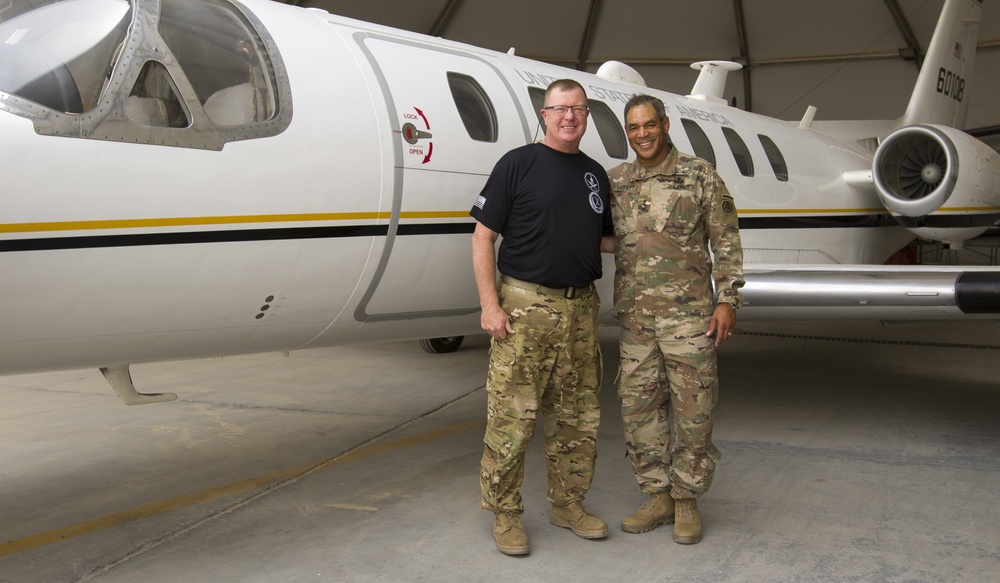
608,145,745,318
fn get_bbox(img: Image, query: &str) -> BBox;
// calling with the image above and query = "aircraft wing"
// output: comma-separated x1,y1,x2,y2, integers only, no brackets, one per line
740,264,1000,320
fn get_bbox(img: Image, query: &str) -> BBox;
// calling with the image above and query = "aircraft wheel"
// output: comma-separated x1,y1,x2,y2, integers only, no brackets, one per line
419,336,465,354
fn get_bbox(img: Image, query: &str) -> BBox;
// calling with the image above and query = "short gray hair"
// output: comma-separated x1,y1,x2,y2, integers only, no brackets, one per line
624,94,666,121
544,79,587,104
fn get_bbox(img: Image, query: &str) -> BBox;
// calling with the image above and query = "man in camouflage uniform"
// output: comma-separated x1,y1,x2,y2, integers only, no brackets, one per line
607,94,744,544
470,79,614,555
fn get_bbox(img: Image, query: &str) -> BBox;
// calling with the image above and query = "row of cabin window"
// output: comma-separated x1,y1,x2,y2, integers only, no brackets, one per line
683,119,789,182
447,72,789,183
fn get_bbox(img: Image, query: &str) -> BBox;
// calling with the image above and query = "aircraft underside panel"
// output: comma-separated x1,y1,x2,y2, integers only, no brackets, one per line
0,238,373,373
742,226,916,266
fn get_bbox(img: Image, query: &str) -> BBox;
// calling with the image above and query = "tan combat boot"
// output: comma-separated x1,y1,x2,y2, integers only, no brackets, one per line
550,501,609,539
673,498,702,544
621,492,674,533
493,511,530,555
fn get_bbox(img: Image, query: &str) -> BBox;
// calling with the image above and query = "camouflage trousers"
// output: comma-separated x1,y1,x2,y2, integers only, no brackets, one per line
480,281,602,514
618,312,721,500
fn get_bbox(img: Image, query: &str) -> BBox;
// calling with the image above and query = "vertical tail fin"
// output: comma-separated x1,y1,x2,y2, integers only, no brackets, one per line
900,0,981,129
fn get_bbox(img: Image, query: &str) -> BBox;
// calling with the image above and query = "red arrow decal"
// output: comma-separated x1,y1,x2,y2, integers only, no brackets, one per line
423,142,433,164
415,107,430,129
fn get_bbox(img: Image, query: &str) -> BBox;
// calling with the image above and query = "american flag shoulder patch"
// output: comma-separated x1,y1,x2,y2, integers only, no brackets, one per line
474,195,487,209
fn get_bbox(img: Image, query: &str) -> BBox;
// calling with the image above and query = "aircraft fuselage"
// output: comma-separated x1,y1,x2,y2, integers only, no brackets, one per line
0,0,995,377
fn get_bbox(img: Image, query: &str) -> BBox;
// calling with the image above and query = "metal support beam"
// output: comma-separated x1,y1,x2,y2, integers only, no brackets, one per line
732,0,751,111
883,0,924,70
576,0,602,71
429,0,462,37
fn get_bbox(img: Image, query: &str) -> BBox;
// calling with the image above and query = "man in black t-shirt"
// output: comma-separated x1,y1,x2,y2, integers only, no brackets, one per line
470,78,614,556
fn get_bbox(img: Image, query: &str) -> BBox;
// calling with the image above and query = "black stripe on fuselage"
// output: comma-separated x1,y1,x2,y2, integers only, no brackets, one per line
5,212,959,252
739,212,1000,230
0,223,477,252
893,213,1000,229
738,213,897,230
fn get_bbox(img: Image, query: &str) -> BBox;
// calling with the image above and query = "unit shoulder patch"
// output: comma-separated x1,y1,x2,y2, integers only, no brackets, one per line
721,193,736,215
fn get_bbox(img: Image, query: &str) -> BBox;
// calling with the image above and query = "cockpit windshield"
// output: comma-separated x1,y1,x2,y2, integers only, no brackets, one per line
159,0,276,126
0,0,131,113
0,0,291,150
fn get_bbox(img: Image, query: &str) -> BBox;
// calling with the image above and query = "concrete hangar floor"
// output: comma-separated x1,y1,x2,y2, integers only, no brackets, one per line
1,319,999,582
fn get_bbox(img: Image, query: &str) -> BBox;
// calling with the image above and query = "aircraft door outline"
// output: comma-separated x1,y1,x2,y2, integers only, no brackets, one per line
351,33,531,323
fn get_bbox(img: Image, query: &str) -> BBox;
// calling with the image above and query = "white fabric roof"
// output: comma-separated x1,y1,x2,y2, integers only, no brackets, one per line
283,0,999,143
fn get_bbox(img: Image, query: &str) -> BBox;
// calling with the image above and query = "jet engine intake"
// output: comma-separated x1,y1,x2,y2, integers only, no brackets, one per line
872,124,1000,243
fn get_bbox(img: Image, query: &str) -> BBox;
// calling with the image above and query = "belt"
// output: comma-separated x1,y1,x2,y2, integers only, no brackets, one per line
500,275,591,299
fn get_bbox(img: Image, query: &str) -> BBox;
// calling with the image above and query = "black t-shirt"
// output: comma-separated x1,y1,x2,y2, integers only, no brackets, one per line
470,143,613,288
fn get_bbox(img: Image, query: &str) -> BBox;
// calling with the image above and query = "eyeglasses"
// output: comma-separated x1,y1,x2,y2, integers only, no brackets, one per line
543,105,589,116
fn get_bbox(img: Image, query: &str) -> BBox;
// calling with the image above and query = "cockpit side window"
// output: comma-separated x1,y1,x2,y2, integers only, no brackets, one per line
158,0,276,126
124,61,189,128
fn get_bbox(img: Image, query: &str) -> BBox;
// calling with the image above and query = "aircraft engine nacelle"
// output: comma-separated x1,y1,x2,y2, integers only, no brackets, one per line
873,124,1000,243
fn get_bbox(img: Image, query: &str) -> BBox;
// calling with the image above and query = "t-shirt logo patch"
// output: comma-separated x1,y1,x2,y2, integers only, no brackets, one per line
589,191,604,213
585,172,603,214
474,195,486,209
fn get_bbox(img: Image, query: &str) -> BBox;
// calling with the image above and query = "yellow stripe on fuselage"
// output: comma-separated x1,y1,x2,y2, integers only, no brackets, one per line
736,207,1000,214
0,211,473,234
2,207,997,235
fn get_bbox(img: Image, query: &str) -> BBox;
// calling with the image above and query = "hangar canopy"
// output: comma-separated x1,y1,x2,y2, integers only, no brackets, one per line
282,0,999,149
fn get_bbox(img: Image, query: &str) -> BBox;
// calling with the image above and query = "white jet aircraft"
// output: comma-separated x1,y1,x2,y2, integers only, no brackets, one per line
0,0,997,404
